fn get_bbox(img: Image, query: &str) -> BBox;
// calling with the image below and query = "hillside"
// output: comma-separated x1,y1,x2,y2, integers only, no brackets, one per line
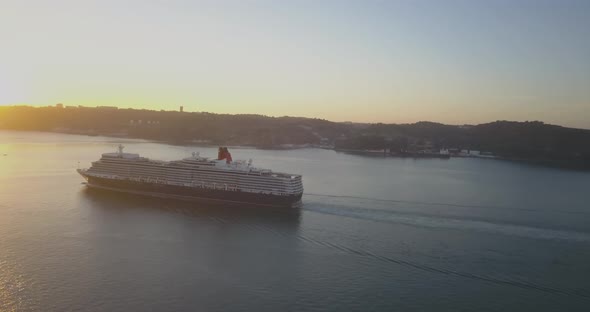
1,105,589,168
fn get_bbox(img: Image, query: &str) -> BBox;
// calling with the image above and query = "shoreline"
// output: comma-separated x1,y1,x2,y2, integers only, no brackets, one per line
0,128,315,151
2,128,589,171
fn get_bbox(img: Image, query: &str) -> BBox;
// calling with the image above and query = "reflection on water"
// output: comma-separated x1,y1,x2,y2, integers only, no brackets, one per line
2,130,590,311
79,186,305,264
81,187,302,234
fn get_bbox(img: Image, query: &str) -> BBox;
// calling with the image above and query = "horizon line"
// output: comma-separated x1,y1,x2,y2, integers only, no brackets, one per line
1,103,588,131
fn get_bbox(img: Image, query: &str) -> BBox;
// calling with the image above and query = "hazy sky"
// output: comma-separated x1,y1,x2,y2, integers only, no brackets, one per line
1,0,589,128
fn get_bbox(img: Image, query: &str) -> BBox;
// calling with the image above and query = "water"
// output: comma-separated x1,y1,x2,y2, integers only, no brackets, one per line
1,130,590,311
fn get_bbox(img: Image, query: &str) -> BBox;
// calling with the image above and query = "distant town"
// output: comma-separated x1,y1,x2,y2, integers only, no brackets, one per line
1,104,589,169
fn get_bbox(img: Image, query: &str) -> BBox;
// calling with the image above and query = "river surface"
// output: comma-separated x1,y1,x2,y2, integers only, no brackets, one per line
1,130,590,311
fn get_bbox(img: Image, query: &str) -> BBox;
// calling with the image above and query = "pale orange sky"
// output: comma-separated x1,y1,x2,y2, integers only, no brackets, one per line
1,0,589,128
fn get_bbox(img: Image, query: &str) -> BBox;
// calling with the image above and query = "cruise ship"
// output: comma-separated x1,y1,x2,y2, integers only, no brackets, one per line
77,145,303,207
